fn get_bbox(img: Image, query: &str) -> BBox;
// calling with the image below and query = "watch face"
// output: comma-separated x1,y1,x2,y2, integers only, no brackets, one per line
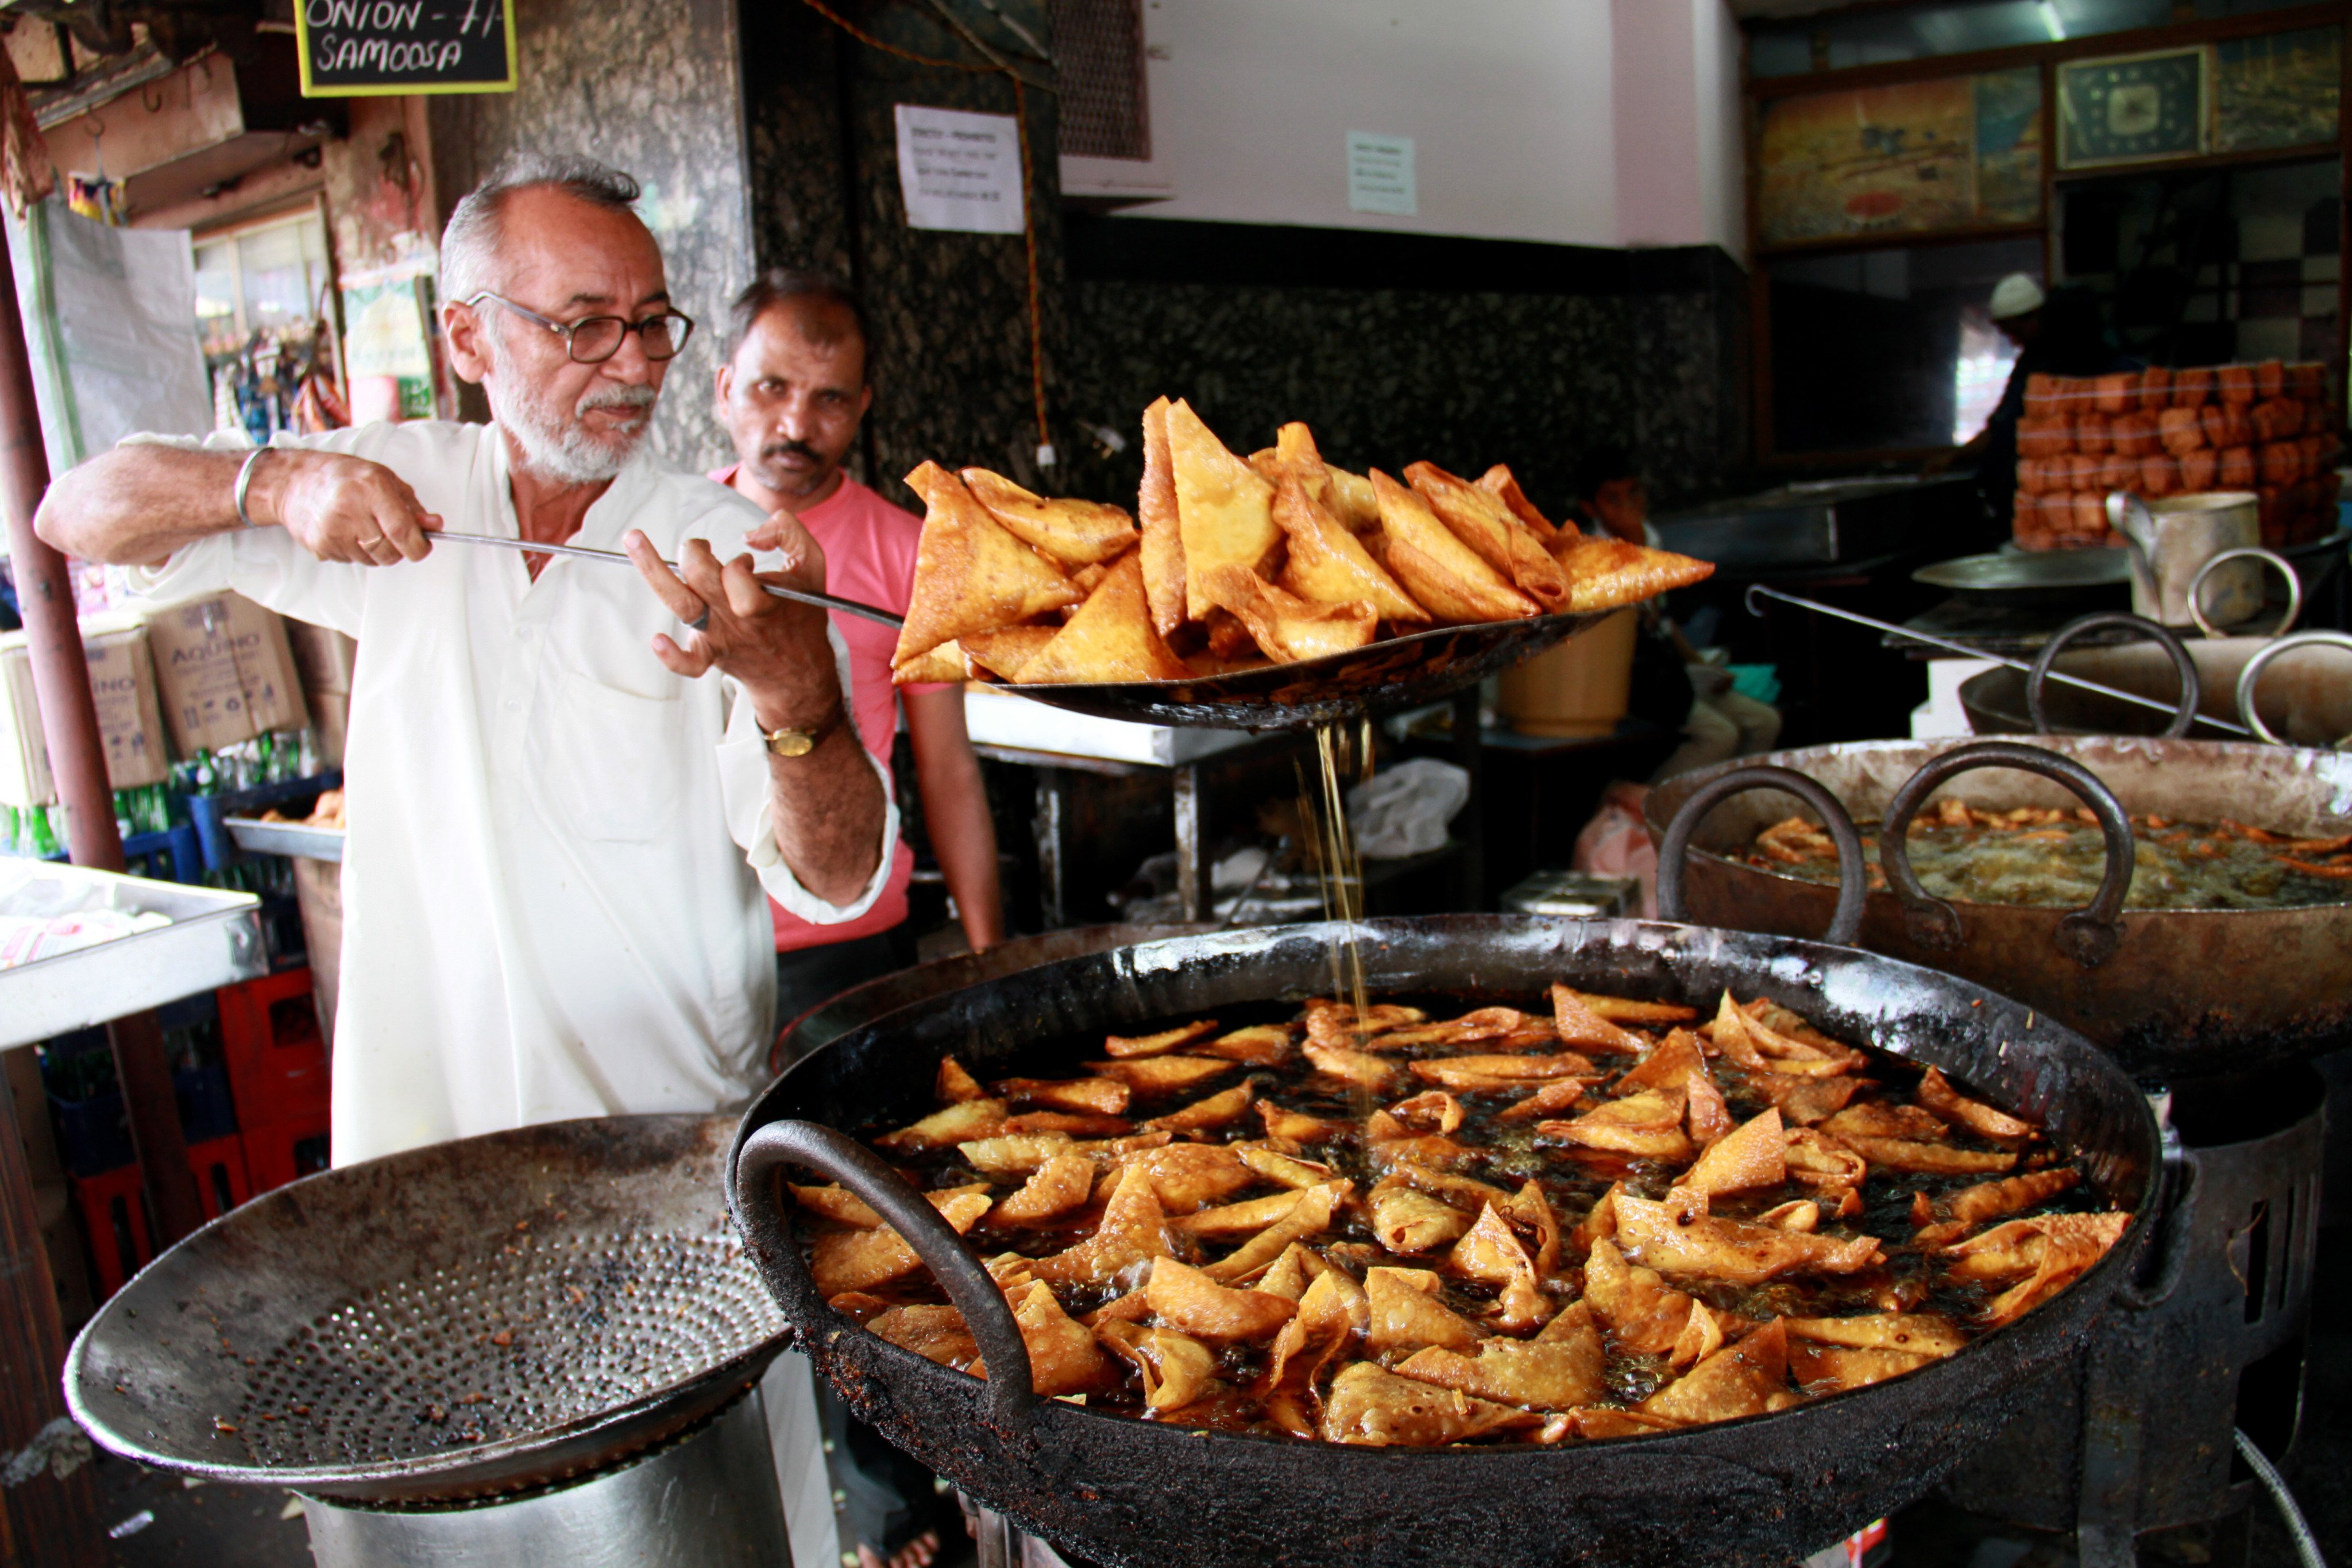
2060,48,2206,168
770,731,816,758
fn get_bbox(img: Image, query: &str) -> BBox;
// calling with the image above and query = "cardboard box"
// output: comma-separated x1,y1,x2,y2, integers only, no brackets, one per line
0,620,173,807
0,637,46,806
142,593,310,755
285,621,357,696
82,622,171,789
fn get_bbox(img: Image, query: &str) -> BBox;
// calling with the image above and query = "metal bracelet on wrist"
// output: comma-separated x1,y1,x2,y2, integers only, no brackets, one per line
233,446,272,530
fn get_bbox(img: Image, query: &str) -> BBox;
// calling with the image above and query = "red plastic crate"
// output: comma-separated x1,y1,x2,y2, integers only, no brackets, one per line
186,1134,251,1221
218,968,329,1130
68,1166,152,1299
242,1116,331,1196
71,1138,261,1298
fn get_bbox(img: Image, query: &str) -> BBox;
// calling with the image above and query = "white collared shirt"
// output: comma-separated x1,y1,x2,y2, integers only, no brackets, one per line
126,420,897,1165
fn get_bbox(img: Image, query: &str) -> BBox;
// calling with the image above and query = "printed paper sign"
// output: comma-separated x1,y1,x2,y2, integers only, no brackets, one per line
1347,131,1416,217
895,104,1026,235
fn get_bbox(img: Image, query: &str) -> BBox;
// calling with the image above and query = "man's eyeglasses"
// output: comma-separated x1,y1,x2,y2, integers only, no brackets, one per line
461,292,696,365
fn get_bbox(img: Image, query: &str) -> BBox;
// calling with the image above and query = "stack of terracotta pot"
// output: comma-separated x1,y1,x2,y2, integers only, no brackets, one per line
2013,360,2342,550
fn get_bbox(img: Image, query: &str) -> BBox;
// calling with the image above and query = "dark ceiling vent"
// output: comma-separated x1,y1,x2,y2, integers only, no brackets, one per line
1048,0,1149,161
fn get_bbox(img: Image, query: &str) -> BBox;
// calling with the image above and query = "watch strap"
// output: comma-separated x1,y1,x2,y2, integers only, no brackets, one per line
765,698,847,758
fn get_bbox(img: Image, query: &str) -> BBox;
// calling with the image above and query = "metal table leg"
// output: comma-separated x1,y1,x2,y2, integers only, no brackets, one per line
1173,763,1208,924
1033,767,1067,930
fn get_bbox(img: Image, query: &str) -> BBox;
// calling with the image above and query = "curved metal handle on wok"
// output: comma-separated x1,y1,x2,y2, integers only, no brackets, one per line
2235,629,2352,747
2024,612,2201,739
1880,740,2135,970
1656,764,1871,947
734,1119,1038,1434
2188,547,2302,643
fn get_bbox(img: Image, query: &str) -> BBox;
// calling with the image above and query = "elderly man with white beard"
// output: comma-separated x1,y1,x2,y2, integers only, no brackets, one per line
37,152,893,1164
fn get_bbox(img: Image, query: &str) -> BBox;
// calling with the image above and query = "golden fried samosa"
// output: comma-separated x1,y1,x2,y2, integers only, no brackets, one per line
1201,564,1377,663
1405,461,1570,613
1370,469,1535,623
961,625,1060,682
1138,397,1188,638
894,461,1080,662
890,640,967,686
1549,532,1716,611
1272,473,1427,623
1018,553,1191,684
960,467,1138,565
1476,464,1561,541
1167,400,1279,621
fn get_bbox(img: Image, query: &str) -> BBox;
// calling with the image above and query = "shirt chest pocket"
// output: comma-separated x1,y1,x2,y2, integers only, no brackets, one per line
544,673,685,843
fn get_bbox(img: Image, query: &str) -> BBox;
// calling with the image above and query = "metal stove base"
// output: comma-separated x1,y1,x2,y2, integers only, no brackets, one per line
300,1388,791,1567
1941,1073,2326,1566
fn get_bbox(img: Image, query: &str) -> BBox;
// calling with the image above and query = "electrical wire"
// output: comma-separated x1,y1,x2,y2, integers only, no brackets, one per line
796,0,1055,461
2234,1428,2328,1568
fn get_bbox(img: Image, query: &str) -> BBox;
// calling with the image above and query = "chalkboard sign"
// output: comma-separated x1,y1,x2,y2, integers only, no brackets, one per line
293,0,518,96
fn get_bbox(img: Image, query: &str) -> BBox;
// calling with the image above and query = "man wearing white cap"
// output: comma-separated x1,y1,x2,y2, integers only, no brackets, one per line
1929,272,2131,536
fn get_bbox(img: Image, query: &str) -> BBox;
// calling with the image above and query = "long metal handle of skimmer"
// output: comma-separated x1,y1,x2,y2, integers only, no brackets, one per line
1879,740,2135,968
432,531,907,628
2023,612,2201,739
1743,584,2255,739
733,1120,1036,1432
1656,764,1871,947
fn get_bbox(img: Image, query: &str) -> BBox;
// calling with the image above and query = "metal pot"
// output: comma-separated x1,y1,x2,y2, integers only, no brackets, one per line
729,916,2159,1568
1645,736,2352,1077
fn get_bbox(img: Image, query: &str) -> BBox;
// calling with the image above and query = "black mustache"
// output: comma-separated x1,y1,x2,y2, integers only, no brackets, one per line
761,440,822,464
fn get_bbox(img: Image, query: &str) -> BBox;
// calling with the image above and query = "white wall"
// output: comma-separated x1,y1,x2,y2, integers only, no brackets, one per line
1611,0,1745,256
1088,0,1620,247
1076,0,1745,256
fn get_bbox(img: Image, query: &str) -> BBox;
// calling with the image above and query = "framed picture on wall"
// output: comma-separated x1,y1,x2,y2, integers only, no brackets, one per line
2059,48,2207,168
2212,26,2341,154
1756,69,2043,246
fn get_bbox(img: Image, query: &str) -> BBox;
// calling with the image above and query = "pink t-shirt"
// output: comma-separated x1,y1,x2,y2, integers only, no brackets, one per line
709,466,949,952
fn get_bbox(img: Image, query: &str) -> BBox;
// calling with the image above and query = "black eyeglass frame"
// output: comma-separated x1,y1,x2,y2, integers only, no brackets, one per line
459,291,697,364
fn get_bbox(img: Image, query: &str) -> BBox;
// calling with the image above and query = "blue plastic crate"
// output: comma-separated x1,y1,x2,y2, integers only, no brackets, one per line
180,771,341,872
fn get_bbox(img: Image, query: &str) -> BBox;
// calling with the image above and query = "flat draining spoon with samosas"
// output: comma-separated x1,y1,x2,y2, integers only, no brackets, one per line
880,401,1714,733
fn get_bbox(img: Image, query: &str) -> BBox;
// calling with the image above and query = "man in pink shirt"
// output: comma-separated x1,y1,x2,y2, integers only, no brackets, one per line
711,272,1003,1037
712,272,998,1568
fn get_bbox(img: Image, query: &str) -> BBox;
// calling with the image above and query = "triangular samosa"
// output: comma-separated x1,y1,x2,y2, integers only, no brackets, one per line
894,461,1080,662
1018,553,1191,684
960,468,1138,565
1167,400,1278,621
1370,469,1536,623
1405,461,1570,613
1551,534,1716,610
1138,397,1187,638
1201,564,1377,663
962,625,1061,682
1477,464,1561,542
1272,472,1427,623
890,640,967,686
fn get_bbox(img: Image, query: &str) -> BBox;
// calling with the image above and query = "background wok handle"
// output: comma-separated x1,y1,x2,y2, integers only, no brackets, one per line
2025,612,2200,739
733,1119,1037,1434
1880,740,2135,968
1656,764,1870,947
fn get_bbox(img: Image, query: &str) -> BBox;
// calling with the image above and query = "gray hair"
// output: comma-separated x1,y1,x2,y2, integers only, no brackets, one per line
439,152,642,304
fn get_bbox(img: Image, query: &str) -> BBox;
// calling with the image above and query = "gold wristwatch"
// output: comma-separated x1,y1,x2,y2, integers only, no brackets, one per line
763,698,847,759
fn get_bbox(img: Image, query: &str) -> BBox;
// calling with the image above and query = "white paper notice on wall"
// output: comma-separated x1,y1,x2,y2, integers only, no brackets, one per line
1346,131,1417,217
895,104,1026,234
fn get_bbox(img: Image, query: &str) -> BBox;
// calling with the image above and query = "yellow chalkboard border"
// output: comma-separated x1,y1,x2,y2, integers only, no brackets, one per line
293,0,519,97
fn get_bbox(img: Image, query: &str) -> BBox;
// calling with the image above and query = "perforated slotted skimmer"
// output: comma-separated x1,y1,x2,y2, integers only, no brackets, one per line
65,1115,790,1503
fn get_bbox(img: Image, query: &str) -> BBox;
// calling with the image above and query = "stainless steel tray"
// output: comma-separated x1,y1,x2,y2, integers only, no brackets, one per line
225,816,345,862
0,862,265,1048
1915,548,2132,592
